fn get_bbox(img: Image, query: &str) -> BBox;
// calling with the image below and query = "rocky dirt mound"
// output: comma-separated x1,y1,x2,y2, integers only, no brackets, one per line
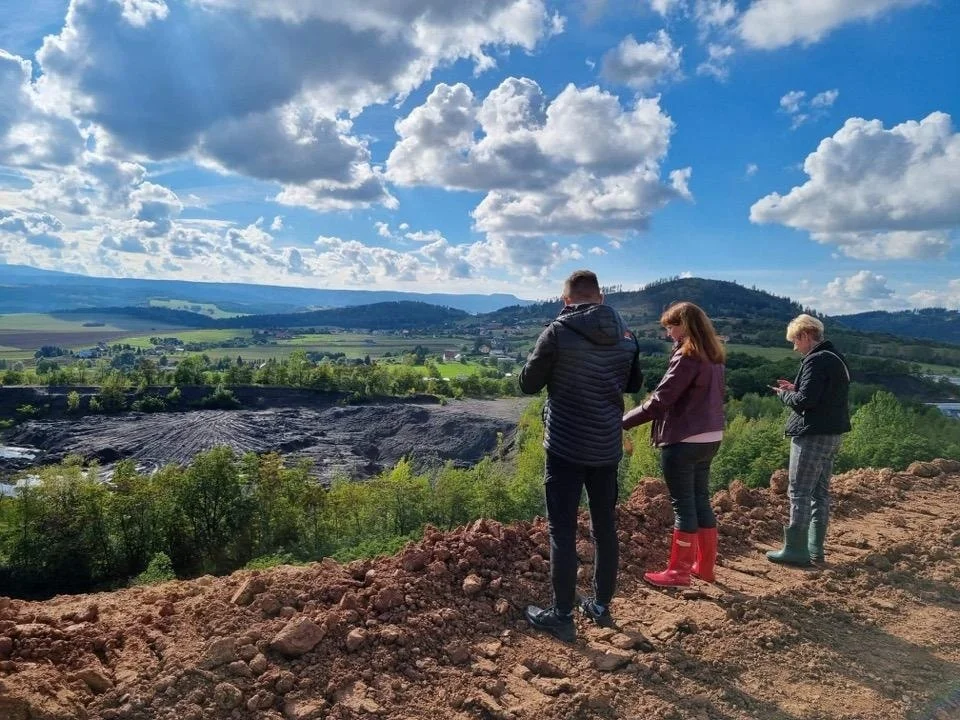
2,398,528,481
1,458,959,720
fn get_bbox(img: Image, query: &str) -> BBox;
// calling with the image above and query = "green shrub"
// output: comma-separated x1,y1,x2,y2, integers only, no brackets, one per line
15,404,38,417
134,552,176,586
244,552,296,570
132,395,166,413
200,384,240,409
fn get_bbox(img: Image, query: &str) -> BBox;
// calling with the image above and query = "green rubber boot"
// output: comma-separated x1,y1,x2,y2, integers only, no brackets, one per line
766,525,812,566
808,521,827,563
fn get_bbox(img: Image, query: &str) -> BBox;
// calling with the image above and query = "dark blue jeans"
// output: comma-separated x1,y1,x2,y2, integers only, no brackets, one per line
544,452,619,614
660,441,720,533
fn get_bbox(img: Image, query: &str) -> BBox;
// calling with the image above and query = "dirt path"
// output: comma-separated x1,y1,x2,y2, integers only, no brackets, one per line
1,460,958,720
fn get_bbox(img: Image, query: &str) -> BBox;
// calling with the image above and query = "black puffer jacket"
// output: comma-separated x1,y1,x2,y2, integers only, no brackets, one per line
780,340,852,437
519,303,642,466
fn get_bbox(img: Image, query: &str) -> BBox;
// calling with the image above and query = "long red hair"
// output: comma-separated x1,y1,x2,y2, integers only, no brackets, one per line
660,301,725,364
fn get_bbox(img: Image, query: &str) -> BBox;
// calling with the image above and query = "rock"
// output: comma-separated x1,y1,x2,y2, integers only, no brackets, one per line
610,632,654,652
769,469,789,494
249,653,268,675
521,657,566,678
380,625,402,644
237,643,258,661
402,551,430,572
0,637,11,659
338,592,359,610
213,682,243,709
345,628,367,652
283,698,328,720
201,637,237,668
592,647,633,672
230,577,266,606
932,458,960,473
228,660,252,677
256,593,282,616
446,643,470,665
728,480,756,507
74,668,114,694
275,671,297,695
462,574,485,596
270,619,325,658
372,586,404,612
494,598,511,615
907,461,942,478
531,677,575,696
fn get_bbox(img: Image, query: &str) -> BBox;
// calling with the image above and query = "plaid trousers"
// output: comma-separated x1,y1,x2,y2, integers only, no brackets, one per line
788,434,843,527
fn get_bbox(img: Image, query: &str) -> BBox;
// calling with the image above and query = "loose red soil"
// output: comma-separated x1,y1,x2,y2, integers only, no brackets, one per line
2,458,959,720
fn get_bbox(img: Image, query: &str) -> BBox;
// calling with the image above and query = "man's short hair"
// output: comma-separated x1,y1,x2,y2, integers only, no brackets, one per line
786,313,824,342
563,270,601,302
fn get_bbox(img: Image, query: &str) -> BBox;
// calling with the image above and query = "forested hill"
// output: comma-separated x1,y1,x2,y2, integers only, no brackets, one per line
834,308,960,346
484,277,805,328
61,301,469,331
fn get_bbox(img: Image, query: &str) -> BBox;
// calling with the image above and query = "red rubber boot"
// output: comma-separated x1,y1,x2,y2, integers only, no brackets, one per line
691,527,718,582
644,529,697,588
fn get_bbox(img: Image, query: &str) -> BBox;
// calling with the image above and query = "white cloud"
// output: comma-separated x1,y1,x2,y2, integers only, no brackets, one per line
386,77,688,273
779,88,839,128
750,112,960,259
779,90,806,114
696,44,735,80
694,0,737,33
650,0,685,15
270,216,284,231
0,50,84,169
33,0,561,211
825,270,894,300
601,31,683,90
811,89,839,108
746,163,759,176
907,279,960,309
739,0,924,50
589,246,607,255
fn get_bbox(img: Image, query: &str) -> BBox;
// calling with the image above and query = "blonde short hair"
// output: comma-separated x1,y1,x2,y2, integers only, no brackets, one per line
786,314,824,342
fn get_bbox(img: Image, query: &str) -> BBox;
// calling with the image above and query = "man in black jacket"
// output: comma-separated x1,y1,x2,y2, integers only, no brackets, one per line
519,270,642,641
768,313,851,567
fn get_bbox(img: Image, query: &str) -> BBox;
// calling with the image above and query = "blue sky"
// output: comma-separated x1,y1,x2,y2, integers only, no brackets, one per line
0,0,957,313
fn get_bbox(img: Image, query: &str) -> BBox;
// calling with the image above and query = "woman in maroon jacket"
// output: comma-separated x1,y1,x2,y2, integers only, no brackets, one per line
623,302,726,587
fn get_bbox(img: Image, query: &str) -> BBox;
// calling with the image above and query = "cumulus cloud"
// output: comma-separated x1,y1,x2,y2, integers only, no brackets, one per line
0,49,84,169
739,0,924,50
779,88,839,128
825,270,894,300
33,0,560,210
601,31,682,90
0,209,66,251
696,44,735,80
750,112,960,259
908,279,960,309
386,77,688,272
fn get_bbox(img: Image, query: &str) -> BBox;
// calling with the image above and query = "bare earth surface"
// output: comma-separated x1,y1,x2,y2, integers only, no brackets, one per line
1,459,959,720
3,398,530,481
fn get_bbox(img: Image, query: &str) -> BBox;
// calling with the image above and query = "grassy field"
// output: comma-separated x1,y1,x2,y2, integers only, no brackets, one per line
148,299,246,319
120,329,255,349
725,343,795,360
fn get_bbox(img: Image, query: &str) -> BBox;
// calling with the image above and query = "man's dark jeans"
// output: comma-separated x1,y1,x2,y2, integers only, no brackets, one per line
660,441,721,533
544,452,619,614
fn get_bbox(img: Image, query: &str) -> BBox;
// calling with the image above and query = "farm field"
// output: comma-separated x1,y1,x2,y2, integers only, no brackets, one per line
0,312,190,358
119,329,256,349
148,299,246,318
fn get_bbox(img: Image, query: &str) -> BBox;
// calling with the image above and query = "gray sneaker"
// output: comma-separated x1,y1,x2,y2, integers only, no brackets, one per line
525,605,576,642
577,597,614,628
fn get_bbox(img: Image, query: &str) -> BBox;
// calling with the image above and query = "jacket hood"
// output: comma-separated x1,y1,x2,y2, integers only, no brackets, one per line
555,303,628,346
